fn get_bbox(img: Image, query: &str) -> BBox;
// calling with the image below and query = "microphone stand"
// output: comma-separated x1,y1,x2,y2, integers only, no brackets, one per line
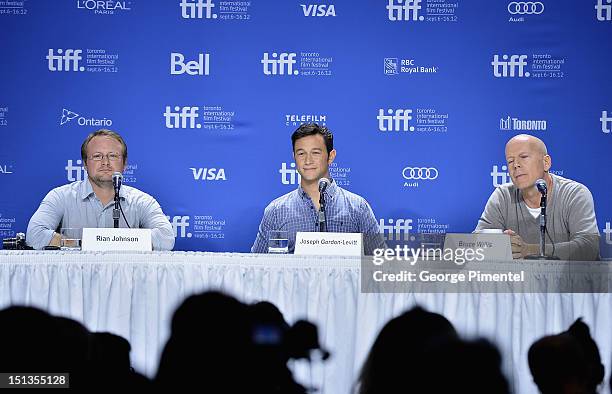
113,186,120,229
318,191,327,232
525,191,559,260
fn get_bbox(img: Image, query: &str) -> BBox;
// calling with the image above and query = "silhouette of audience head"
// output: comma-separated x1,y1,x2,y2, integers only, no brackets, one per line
529,318,604,394
357,306,458,394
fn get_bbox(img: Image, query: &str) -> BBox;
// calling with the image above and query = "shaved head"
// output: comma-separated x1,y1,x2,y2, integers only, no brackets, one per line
506,134,548,156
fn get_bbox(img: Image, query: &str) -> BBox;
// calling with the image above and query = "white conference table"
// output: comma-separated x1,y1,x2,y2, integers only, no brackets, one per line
1,250,612,394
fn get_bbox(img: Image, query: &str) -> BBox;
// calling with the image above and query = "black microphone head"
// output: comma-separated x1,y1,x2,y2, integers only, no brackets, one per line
318,177,330,192
535,178,547,194
112,172,123,188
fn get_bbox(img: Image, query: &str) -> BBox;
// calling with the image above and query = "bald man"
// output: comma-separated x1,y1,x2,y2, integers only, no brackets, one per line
475,134,600,260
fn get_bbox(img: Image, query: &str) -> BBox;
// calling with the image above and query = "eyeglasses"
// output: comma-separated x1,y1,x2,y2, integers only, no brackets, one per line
89,153,122,162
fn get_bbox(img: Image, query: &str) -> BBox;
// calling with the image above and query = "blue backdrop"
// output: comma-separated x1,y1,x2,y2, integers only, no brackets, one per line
1,0,611,255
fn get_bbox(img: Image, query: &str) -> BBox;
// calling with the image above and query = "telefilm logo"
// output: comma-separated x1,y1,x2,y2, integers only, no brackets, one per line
262,52,334,77
379,219,413,241
76,0,132,15
190,167,227,181
384,58,438,76
596,0,612,21
402,166,439,188
164,106,237,130
285,114,327,127
301,4,336,16
499,116,547,131
171,53,210,76
601,111,611,133
60,108,113,127
507,1,544,22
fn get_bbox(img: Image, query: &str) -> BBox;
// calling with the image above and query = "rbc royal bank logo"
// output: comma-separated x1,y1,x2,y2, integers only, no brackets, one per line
379,218,413,241
600,111,612,133
261,53,299,76
491,55,530,78
190,167,227,181
180,0,217,19
301,4,336,16
596,0,612,21
47,49,84,72
377,109,414,132
171,53,210,75
168,216,192,238
279,162,302,185
387,0,423,21
384,58,399,75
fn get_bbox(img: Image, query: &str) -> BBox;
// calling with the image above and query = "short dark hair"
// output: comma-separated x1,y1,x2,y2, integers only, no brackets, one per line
81,129,128,165
291,123,333,154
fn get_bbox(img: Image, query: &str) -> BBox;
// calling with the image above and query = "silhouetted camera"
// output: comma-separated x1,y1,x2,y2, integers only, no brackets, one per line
2,233,32,250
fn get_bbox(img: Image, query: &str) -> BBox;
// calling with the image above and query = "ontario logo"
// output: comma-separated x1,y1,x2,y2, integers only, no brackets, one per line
60,108,113,127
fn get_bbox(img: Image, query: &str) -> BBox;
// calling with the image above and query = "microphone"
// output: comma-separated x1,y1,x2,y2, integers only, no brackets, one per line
113,172,123,193
318,178,330,194
535,178,547,195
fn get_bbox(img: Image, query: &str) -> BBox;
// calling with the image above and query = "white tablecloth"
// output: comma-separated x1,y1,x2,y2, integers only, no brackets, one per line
1,251,611,394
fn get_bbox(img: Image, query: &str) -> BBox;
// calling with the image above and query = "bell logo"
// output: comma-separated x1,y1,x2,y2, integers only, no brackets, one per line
301,4,336,16
47,49,84,72
491,165,510,187
170,53,210,75
190,167,227,181
377,109,414,132
261,53,299,76
168,216,192,238
180,0,217,19
600,111,612,133
279,162,301,185
491,55,530,78
379,218,413,241
66,159,87,182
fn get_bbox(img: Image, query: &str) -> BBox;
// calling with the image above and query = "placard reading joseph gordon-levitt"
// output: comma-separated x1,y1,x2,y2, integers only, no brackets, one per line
82,228,152,252
294,232,362,256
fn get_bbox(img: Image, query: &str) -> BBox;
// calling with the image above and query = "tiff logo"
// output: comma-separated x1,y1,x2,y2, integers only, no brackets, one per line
168,216,192,238
387,0,423,21
47,49,84,72
600,111,612,133
180,0,217,19
261,53,299,76
66,159,87,182
491,165,510,187
301,4,336,16
164,106,199,129
279,162,301,185
604,222,612,245
596,0,612,21
379,219,413,241
491,55,530,78
377,109,414,132
171,53,210,75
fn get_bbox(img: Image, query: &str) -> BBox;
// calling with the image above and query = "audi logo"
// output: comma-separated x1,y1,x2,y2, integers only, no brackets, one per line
508,2,544,14
402,167,439,180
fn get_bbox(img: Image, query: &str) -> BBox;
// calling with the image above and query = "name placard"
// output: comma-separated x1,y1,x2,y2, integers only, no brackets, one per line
443,233,512,261
294,232,362,256
82,228,152,252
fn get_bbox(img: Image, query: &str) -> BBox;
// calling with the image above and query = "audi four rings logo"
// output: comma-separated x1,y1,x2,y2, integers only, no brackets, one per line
402,167,439,180
508,2,544,14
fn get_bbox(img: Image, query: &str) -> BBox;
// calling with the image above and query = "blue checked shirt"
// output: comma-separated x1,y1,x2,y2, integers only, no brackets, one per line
26,179,175,251
251,180,384,254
